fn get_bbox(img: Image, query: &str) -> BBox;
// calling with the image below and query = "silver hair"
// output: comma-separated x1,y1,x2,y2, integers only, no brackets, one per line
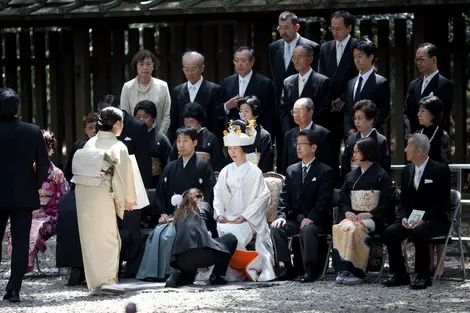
182,51,205,66
295,97,314,111
409,133,430,154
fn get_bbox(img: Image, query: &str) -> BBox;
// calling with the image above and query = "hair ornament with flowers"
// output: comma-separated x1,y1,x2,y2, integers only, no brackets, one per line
223,119,257,147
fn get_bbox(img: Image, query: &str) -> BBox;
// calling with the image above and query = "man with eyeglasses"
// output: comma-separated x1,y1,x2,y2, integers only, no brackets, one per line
268,11,319,172
221,46,276,138
169,51,223,142
403,43,453,135
271,129,334,283
279,44,330,135
281,97,332,175
318,11,358,187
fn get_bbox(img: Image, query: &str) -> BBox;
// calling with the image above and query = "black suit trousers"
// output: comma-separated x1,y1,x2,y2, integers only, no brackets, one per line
383,222,449,276
174,233,237,285
271,220,328,270
121,210,143,275
0,208,32,291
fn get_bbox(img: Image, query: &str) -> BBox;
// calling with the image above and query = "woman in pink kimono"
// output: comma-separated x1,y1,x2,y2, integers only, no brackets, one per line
8,130,69,272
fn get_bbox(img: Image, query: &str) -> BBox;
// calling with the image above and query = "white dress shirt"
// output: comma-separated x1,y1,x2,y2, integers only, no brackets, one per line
421,70,439,94
284,34,300,69
188,76,203,103
238,70,253,98
298,68,313,96
354,68,374,99
299,120,313,131
336,35,351,65
414,157,429,190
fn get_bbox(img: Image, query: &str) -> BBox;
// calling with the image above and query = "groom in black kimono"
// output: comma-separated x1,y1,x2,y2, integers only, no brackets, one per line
154,127,216,220
271,129,334,283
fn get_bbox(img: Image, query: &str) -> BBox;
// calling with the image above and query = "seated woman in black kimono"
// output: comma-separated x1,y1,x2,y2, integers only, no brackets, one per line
333,137,394,285
237,96,274,173
165,188,238,288
168,102,227,172
134,100,172,189
415,95,451,164
341,100,390,183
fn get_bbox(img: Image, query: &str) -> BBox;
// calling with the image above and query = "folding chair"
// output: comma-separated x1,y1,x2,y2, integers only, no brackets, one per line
403,189,466,283
287,188,341,280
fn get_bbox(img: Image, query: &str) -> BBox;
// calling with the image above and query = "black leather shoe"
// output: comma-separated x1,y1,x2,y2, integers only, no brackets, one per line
67,268,84,286
299,273,318,283
382,274,411,287
165,270,181,288
277,266,297,281
209,274,228,286
3,290,20,302
410,275,432,290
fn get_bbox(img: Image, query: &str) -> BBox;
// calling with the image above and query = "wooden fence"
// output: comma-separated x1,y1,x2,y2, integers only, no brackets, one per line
0,12,468,174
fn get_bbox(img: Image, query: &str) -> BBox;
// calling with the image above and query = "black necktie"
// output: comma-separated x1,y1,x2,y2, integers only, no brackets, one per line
354,76,363,102
302,166,308,184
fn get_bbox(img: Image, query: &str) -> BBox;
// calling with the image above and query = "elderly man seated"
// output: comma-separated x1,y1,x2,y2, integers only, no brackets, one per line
271,129,334,283
382,134,451,290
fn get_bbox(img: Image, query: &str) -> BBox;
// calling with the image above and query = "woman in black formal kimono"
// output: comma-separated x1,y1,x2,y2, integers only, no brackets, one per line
168,102,227,172
341,100,390,182
237,96,274,173
415,95,451,164
134,100,172,188
333,137,394,285
165,188,238,288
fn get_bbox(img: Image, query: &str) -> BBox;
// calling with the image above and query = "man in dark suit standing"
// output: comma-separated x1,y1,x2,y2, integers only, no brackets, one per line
271,129,334,283
282,98,332,175
342,37,391,136
382,134,451,290
280,44,330,134
403,43,453,135
169,51,223,142
318,11,357,185
269,11,320,171
0,88,49,302
221,46,276,138
98,95,151,278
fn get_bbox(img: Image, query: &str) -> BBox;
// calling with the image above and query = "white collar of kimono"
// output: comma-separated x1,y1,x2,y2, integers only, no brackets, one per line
97,131,117,139
198,127,205,133
232,161,250,169
361,128,375,138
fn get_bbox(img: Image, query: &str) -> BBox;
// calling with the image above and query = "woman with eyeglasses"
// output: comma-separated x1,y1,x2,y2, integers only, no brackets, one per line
415,95,451,164
165,188,238,287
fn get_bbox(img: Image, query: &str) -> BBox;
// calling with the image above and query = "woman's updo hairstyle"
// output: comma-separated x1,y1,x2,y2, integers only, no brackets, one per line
98,107,124,132
42,130,57,155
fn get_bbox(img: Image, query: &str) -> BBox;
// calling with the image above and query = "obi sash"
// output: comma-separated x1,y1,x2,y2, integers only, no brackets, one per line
151,157,163,176
350,190,380,212
196,151,211,163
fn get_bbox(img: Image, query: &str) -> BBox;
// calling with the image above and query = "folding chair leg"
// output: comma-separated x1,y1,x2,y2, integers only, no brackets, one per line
35,254,44,274
375,247,388,283
458,225,467,281
320,239,332,280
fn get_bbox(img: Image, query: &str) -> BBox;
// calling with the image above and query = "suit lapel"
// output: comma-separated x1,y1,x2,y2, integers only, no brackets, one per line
417,161,431,190
360,72,376,98
414,77,424,99
276,41,287,75
294,163,303,199
290,75,300,99
329,41,338,72
422,74,439,96
180,82,190,104
335,38,353,77
300,72,313,97
194,80,209,104
244,72,256,96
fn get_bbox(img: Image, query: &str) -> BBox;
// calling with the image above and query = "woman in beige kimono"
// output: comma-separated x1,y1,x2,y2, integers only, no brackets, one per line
72,107,136,294
332,137,394,285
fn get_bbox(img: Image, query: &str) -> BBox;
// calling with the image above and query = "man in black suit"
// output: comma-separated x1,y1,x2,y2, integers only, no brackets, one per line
268,11,320,171
271,129,334,283
221,46,276,138
318,11,357,185
0,88,49,302
403,43,454,135
282,98,332,175
170,51,223,142
342,37,391,137
383,134,451,290
280,44,330,134
98,95,151,278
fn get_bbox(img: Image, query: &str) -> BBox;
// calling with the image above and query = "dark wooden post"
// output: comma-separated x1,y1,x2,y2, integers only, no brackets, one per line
19,31,33,123
253,22,271,77
110,27,125,99
201,25,217,83
157,25,170,83
92,27,111,110
392,19,408,166
4,33,18,92
377,20,391,140
359,19,373,38
126,28,140,80
49,31,64,165
61,30,76,151
233,22,251,48
169,24,185,88
217,24,233,83
33,32,48,129
73,27,91,139
143,27,156,53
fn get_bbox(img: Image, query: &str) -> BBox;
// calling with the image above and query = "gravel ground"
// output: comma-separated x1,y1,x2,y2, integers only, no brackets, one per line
0,239,468,313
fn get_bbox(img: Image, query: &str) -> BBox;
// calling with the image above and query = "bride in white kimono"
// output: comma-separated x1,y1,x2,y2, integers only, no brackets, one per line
213,119,275,281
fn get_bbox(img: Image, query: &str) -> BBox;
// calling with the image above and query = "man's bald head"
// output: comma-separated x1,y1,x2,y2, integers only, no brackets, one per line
182,51,205,67
294,97,314,111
